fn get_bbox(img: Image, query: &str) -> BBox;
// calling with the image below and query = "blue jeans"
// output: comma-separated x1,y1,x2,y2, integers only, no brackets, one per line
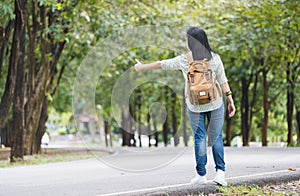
187,104,225,176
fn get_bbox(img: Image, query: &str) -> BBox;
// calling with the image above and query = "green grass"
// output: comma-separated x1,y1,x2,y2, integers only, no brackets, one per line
217,184,298,196
0,149,107,168
217,184,266,195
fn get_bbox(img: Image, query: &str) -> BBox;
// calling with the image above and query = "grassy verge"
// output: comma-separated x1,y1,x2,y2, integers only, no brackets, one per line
216,183,299,196
0,148,108,168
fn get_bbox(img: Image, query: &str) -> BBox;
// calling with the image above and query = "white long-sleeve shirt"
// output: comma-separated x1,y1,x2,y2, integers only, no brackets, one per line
161,52,227,113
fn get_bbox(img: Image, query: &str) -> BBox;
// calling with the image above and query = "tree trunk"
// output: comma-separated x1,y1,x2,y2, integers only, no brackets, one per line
182,89,188,146
0,20,14,78
21,0,67,155
121,109,131,146
296,108,300,144
249,73,259,142
104,120,112,147
147,113,151,147
129,100,135,147
109,123,113,147
129,113,134,147
262,68,269,146
136,89,142,147
225,107,232,146
1,0,71,158
24,4,49,155
0,25,19,129
154,133,158,147
162,86,169,146
24,89,47,154
162,120,169,147
153,116,158,147
0,62,15,130
33,98,48,154
241,76,250,146
0,123,11,147
10,0,27,162
104,120,109,147
286,62,294,145
171,91,178,146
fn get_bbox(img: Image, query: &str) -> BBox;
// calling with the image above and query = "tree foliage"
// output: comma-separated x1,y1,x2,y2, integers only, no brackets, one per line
0,0,299,160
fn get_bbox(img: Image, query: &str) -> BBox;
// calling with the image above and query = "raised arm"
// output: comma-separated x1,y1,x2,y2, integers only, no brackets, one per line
221,82,236,117
134,59,162,72
134,55,186,72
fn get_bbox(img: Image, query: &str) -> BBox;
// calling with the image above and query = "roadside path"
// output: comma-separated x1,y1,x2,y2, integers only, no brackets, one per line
0,147,299,195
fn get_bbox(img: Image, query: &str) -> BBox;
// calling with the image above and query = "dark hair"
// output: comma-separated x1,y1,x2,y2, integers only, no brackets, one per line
186,27,213,60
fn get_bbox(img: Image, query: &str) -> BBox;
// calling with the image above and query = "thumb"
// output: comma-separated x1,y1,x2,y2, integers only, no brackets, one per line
135,58,142,64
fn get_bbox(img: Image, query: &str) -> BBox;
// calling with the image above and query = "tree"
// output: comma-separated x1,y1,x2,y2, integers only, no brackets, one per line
280,1,300,145
2,0,299,156
10,0,27,161
0,0,75,160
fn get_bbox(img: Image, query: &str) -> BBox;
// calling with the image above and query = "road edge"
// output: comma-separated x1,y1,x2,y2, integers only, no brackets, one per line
127,169,300,196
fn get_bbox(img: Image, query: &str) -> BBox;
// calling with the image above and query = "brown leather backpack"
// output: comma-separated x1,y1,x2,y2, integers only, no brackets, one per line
185,54,221,105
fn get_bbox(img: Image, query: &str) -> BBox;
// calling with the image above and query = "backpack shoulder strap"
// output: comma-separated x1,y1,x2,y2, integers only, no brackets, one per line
184,53,193,65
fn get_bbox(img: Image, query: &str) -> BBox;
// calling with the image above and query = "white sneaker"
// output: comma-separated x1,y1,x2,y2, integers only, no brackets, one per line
213,170,228,186
190,175,207,185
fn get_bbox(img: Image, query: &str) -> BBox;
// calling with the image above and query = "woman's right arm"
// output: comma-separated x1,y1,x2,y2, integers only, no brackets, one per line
134,55,187,72
221,82,236,117
134,61,162,72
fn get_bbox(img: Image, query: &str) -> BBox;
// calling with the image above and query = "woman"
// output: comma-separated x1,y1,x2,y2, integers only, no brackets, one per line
134,27,236,186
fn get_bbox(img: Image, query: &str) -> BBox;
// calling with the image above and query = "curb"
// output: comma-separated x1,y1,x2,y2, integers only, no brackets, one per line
129,169,300,196
41,146,116,154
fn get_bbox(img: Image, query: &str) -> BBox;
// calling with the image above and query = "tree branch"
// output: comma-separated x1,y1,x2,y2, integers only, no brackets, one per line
51,62,66,96
0,20,15,78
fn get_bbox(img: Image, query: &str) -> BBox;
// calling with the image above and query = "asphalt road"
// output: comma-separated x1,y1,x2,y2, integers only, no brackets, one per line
0,147,300,196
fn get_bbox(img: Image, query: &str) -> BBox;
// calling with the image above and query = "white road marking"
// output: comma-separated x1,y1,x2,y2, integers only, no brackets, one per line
226,168,300,180
98,182,194,196
98,168,300,196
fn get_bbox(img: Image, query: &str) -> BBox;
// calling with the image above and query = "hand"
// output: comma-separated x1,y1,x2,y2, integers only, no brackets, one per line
134,58,143,72
228,102,236,117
